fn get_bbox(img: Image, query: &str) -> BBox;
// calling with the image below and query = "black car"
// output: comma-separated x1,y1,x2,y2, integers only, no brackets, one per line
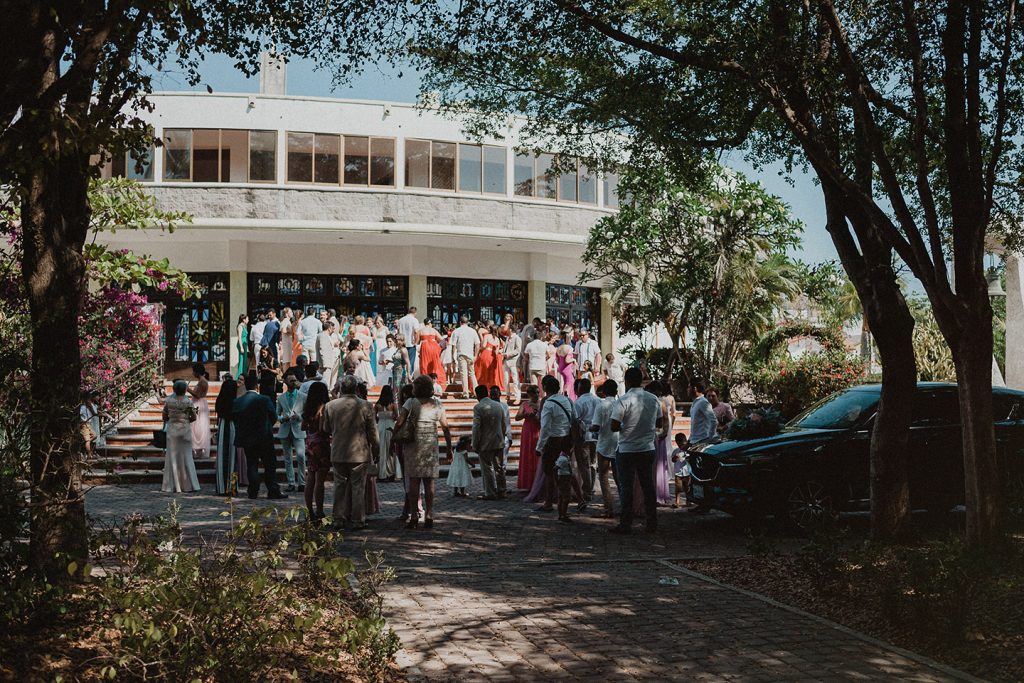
686,383,1024,528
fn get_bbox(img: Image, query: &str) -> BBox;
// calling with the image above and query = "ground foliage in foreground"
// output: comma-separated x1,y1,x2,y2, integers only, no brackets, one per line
0,503,401,682
687,529,1024,683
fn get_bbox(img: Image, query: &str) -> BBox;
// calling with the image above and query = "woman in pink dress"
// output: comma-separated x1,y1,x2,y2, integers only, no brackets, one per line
555,337,577,400
515,386,541,490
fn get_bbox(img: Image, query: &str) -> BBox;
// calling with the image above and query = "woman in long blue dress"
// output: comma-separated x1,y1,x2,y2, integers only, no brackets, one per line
214,376,238,495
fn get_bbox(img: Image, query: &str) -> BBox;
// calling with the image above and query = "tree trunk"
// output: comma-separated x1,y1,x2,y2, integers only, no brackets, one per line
22,151,91,578
863,298,916,541
820,180,915,542
953,312,1003,547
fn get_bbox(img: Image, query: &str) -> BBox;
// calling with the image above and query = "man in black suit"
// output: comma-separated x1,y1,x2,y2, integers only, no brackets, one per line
233,372,287,500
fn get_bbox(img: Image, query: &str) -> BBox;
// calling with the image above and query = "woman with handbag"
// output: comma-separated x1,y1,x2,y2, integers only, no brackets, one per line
161,379,201,493
393,375,453,529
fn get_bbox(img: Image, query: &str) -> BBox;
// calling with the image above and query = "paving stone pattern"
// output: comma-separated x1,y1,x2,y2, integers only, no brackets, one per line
86,482,972,682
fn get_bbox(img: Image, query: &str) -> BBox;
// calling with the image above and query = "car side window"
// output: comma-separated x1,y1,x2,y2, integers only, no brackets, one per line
994,394,1024,422
911,391,960,427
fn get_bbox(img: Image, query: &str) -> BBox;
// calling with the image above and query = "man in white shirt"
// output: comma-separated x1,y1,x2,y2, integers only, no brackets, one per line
524,332,549,388
575,329,602,374
572,377,600,499
604,353,626,396
610,367,664,534
590,379,620,518
689,380,719,445
502,326,523,403
396,307,421,374
536,374,576,513
251,313,267,364
449,316,480,397
298,307,322,362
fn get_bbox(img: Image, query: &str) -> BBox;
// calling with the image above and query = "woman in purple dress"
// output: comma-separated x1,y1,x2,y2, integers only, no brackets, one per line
555,335,577,400
649,382,673,505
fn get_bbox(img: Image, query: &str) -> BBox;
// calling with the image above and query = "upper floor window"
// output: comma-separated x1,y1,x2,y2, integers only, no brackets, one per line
458,143,506,194
163,128,277,183
603,171,620,208
287,133,394,186
515,152,596,204
407,139,505,194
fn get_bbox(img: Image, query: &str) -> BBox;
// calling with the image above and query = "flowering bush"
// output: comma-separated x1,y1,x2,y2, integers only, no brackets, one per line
78,287,162,401
749,350,865,419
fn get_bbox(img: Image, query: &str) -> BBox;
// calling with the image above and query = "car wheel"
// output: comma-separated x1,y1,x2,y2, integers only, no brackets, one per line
785,480,837,530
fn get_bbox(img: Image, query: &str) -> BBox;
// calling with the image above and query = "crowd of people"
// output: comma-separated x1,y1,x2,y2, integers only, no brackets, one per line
157,308,738,535
233,306,622,400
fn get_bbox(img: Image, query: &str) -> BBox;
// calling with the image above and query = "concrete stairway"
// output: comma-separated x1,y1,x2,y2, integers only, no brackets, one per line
85,382,691,486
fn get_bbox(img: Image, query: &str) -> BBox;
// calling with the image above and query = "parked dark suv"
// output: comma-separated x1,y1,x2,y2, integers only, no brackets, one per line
686,383,1024,527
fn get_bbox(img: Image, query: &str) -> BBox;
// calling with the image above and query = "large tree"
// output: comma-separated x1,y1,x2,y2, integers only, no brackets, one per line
354,0,1024,546
582,160,802,393
0,1,398,577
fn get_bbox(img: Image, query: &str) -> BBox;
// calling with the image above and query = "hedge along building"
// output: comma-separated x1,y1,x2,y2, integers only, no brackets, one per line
98,73,622,376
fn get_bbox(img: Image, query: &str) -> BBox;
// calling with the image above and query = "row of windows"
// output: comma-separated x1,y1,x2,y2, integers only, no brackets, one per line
101,129,621,207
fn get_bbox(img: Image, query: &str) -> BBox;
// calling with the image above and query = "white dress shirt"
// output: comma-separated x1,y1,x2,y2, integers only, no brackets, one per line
450,324,480,359
525,339,549,372
538,394,575,451
592,398,620,457
397,313,420,348
611,387,663,453
689,395,718,444
573,392,600,443
576,338,601,368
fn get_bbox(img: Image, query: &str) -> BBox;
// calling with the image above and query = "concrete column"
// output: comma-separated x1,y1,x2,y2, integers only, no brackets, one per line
1006,253,1024,389
408,274,428,318
527,280,547,322
600,290,618,353
228,270,247,376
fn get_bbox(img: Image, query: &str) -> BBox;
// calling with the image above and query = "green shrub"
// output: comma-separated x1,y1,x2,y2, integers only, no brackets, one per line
88,503,399,681
748,350,864,419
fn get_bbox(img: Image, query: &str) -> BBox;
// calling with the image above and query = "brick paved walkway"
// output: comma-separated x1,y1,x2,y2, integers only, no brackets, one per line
86,481,974,682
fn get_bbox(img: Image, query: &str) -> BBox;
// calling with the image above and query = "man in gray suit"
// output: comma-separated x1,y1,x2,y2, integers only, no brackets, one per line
472,384,508,500
323,375,379,530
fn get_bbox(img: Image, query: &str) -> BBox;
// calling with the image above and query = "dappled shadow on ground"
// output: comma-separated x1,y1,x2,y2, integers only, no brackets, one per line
85,482,970,682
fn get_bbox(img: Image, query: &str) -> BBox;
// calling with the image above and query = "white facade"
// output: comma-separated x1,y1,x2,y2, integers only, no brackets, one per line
99,92,619,372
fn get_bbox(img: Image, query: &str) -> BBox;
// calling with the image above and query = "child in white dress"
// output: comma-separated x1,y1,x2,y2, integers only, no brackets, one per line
446,435,474,497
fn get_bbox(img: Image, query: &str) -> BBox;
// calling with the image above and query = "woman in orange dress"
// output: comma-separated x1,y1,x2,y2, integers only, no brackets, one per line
474,323,505,391
417,319,447,386
290,309,304,365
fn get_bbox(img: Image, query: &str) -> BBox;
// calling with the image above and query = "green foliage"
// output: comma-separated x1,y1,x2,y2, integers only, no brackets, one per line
852,538,1008,643
582,161,803,391
745,321,846,368
908,298,957,383
85,504,399,681
793,261,863,329
725,407,784,441
748,349,865,419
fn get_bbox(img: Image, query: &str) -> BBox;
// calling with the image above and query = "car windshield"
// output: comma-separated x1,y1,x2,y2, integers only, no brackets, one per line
790,390,879,430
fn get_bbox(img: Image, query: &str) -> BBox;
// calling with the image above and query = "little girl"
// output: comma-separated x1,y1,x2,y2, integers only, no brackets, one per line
446,435,474,497
579,360,595,385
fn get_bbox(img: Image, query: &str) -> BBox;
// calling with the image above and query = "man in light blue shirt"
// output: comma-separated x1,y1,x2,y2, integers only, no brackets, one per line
689,380,718,444
573,378,600,498
298,307,322,362
610,368,663,534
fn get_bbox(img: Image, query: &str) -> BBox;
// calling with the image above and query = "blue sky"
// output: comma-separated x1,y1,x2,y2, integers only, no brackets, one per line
152,54,837,265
